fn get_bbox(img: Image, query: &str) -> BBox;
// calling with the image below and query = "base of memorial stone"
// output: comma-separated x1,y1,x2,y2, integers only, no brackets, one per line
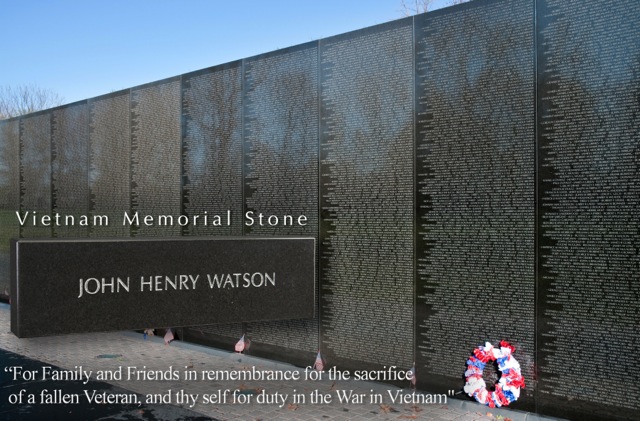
182,327,317,369
535,393,638,421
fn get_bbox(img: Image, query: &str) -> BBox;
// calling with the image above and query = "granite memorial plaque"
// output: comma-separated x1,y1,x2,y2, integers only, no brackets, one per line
10,237,315,338
51,102,90,238
0,119,20,298
182,63,243,237
179,63,246,347
414,0,535,408
19,112,52,239
242,43,320,362
319,18,414,370
536,0,640,419
89,91,131,238
130,79,182,237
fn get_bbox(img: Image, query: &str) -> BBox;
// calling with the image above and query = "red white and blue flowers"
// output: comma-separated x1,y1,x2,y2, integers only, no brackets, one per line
464,340,525,408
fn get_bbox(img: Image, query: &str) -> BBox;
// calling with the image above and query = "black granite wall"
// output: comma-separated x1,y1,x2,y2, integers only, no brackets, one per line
1,0,638,419
130,79,182,238
89,91,131,238
536,1,640,419
415,0,536,409
319,18,414,372
0,119,19,297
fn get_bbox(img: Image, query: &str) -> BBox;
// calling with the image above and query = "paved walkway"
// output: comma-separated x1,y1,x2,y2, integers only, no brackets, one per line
0,304,561,421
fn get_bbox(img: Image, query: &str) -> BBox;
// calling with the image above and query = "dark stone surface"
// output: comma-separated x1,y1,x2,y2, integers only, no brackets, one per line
11,238,315,338
19,112,53,239
243,42,320,357
130,78,182,238
536,0,640,419
414,0,536,411
182,63,243,238
319,17,414,371
89,91,132,238
0,119,20,298
179,63,246,347
52,102,90,238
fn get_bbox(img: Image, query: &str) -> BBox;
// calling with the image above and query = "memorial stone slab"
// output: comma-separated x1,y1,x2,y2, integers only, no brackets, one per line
414,0,536,409
536,0,640,419
10,237,315,338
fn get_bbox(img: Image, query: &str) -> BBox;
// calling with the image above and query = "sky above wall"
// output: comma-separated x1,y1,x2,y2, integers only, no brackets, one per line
1,0,454,105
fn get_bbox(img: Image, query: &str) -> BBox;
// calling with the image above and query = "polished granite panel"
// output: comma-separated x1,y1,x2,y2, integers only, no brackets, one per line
0,119,20,297
536,0,640,419
19,112,52,239
11,237,315,338
414,0,535,410
89,92,132,238
243,43,320,355
319,18,414,369
182,63,243,237
51,102,90,238
130,79,182,237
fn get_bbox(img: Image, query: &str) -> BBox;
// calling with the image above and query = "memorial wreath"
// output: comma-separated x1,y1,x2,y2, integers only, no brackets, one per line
464,340,525,407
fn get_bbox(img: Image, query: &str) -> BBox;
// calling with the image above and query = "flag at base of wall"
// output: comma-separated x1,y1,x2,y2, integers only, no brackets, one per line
313,350,324,371
235,334,246,353
409,362,416,389
164,328,174,345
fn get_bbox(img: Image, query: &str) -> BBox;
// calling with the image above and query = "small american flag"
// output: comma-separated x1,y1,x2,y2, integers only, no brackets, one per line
313,351,324,371
164,328,174,345
235,334,246,353
409,363,416,388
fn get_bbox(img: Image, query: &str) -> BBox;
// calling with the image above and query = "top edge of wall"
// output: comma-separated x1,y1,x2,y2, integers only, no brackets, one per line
4,0,505,121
